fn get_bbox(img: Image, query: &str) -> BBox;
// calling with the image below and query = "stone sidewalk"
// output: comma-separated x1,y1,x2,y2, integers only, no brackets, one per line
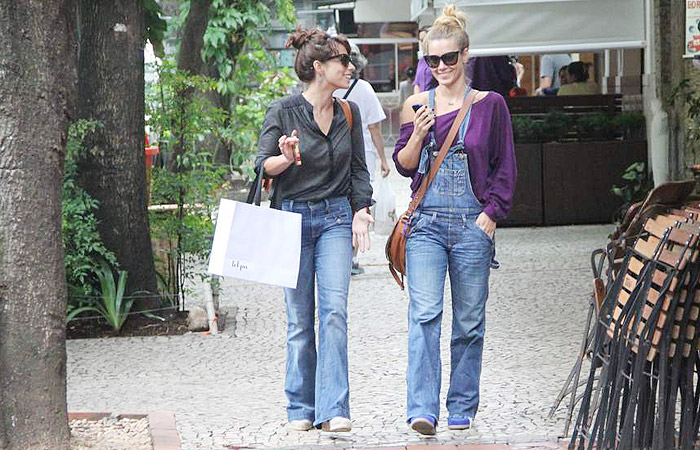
66,169,610,450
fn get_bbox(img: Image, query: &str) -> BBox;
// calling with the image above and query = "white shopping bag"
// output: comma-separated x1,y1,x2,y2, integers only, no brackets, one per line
208,199,302,288
373,175,397,235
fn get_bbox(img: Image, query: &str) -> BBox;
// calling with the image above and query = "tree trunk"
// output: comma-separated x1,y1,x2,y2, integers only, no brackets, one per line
203,62,232,167
0,1,76,448
177,0,212,76
166,0,212,172
655,0,687,180
77,0,160,305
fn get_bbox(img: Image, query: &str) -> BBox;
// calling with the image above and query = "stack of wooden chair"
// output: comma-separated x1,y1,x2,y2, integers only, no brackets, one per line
563,181,700,449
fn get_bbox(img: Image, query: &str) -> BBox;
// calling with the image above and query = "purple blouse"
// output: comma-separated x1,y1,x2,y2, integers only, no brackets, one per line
392,92,517,222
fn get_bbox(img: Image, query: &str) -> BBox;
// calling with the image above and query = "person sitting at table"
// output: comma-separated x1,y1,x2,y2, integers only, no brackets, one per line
558,61,599,96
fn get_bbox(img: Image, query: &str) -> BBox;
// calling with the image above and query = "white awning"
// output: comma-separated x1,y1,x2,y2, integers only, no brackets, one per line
431,0,647,56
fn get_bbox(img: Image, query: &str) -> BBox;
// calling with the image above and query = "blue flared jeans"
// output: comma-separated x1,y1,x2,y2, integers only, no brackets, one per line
281,196,353,426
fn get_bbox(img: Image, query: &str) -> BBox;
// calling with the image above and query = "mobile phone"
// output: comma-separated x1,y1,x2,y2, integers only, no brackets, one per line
412,104,424,112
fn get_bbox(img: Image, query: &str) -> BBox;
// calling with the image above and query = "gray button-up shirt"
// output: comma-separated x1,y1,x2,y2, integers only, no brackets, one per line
255,93,373,211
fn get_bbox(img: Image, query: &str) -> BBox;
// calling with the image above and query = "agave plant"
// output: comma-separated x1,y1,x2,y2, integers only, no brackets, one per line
67,259,132,332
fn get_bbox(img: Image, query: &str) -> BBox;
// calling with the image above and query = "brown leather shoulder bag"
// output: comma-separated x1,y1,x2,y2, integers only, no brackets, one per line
385,90,477,289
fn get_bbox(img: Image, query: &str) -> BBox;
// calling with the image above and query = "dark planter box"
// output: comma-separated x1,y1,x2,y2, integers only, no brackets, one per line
542,140,647,225
501,143,543,226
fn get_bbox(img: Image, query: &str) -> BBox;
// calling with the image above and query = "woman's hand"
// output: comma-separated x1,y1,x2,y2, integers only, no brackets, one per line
278,129,299,163
476,212,496,239
352,208,375,253
412,105,435,139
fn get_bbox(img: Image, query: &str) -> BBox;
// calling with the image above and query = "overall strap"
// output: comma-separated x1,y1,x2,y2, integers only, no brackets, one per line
457,87,474,143
407,89,477,216
428,89,437,144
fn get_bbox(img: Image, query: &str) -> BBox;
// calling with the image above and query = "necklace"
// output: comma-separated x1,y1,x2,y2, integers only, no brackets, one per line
439,85,468,106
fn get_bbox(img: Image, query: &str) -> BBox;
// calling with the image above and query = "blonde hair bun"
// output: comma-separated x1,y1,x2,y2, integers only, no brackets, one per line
424,4,470,52
434,4,468,30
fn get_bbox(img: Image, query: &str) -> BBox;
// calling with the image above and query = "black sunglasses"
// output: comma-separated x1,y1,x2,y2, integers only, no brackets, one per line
324,53,353,67
423,49,464,69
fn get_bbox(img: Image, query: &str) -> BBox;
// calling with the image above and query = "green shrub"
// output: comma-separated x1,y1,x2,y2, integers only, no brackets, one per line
615,112,646,140
62,120,118,300
512,116,540,143
542,111,571,142
611,161,653,222
577,112,618,141
67,259,132,332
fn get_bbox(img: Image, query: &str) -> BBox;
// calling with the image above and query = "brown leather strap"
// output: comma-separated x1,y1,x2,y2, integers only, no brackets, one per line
337,98,353,131
407,89,477,215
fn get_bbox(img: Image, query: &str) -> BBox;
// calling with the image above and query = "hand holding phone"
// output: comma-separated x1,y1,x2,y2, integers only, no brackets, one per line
412,104,434,137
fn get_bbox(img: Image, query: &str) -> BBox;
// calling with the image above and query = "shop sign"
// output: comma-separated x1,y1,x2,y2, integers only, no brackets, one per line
687,0,700,57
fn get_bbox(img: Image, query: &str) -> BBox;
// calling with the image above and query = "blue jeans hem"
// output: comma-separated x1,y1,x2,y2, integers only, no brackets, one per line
313,409,351,427
406,413,438,425
287,411,314,422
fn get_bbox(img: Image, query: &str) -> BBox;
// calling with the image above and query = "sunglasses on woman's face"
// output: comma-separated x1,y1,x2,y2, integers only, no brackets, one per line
423,50,463,69
325,53,352,67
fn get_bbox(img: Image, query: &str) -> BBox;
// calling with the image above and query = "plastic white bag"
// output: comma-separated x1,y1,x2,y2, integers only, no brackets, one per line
372,175,397,235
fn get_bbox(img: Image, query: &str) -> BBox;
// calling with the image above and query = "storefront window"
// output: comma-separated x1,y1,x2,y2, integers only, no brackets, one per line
352,40,418,93
353,22,418,93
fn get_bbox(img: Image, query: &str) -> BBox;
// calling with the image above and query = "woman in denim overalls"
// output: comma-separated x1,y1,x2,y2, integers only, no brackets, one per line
392,5,517,435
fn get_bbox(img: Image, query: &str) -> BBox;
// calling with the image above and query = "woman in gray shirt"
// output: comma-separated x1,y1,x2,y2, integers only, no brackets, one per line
255,27,373,433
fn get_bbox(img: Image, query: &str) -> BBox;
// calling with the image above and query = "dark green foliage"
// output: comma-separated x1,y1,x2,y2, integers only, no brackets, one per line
541,110,570,142
576,112,618,141
511,112,570,143
146,62,229,297
512,111,645,144
144,0,167,57
615,112,646,140
611,161,653,222
511,116,541,143
143,0,297,299
62,120,118,299
67,259,132,332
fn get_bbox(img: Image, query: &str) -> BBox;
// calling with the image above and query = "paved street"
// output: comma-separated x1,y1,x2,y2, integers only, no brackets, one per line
67,168,610,449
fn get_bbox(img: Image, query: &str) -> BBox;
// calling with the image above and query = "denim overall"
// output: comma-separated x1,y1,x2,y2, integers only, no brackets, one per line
405,88,493,425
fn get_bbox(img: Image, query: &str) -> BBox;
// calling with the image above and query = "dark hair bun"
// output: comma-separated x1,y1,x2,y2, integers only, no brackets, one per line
285,27,351,83
285,27,315,50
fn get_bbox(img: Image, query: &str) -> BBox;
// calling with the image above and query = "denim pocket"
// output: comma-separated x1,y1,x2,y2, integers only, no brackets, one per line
470,221,494,245
409,215,430,234
433,168,467,196
324,207,350,223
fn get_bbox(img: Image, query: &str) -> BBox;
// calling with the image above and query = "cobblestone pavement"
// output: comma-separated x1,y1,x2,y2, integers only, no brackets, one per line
67,168,611,450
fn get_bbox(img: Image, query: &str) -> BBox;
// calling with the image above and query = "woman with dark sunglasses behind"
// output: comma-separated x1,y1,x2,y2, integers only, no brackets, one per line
255,27,374,433
393,4,516,435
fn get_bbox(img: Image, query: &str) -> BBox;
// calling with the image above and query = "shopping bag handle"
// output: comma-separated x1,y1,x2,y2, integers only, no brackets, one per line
246,166,264,206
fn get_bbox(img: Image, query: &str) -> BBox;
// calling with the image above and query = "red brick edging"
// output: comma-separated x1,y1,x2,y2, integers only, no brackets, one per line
68,411,181,450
